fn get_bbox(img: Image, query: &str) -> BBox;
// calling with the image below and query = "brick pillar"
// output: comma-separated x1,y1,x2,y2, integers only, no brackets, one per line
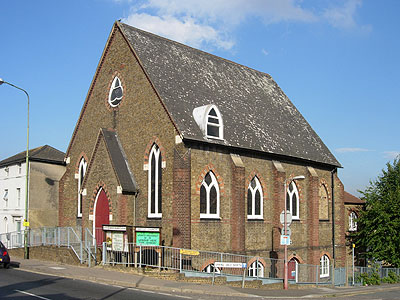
230,154,245,253
307,167,320,266
334,174,346,267
172,149,191,249
272,161,286,259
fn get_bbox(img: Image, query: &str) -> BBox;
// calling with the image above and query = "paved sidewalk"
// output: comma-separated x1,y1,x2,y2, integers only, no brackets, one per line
9,258,400,299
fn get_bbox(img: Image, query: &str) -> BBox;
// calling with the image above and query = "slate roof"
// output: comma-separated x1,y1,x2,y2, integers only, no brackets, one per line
119,22,341,168
101,128,138,193
0,145,65,168
344,191,365,205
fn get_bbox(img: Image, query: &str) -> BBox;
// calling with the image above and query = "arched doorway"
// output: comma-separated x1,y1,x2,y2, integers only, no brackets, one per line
94,188,109,245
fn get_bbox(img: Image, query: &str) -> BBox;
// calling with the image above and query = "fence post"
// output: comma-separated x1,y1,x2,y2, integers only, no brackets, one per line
80,238,83,264
179,251,182,273
67,228,70,248
42,228,46,245
102,242,106,265
316,265,319,286
57,227,60,247
139,245,142,268
256,258,259,280
158,249,161,272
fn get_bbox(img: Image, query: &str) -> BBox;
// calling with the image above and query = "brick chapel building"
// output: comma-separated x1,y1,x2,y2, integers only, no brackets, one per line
59,21,347,270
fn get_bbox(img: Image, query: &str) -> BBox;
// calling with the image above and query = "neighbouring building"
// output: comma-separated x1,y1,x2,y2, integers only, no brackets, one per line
0,145,65,242
344,191,365,267
59,21,347,276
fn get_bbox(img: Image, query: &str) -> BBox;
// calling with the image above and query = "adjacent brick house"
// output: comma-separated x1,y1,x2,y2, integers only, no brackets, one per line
59,21,346,271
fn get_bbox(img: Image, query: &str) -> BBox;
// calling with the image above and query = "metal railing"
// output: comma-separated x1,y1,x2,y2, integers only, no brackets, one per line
101,243,338,285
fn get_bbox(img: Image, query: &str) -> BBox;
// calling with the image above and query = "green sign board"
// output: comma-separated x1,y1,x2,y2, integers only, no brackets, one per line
136,231,160,246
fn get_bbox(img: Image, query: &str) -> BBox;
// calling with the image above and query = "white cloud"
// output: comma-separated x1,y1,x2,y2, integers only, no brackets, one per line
336,147,372,153
261,49,269,56
123,13,234,50
121,0,367,50
383,151,400,160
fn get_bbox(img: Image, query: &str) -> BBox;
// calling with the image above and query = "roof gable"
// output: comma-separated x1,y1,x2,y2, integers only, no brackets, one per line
119,22,340,167
0,145,65,167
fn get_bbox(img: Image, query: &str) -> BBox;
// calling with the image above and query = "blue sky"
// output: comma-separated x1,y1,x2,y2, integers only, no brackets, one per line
1,0,399,197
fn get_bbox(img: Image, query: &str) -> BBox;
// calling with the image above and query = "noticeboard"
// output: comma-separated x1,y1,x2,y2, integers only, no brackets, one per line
136,231,160,246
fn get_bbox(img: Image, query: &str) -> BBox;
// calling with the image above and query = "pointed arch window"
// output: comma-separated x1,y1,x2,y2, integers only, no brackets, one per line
77,158,87,218
206,107,223,139
108,76,123,107
320,255,330,278
286,181,300,220
319,185,329,220
148,144,162,218
248,260,264,278
200,171,220,219
247,177,263,219
349,211,358,231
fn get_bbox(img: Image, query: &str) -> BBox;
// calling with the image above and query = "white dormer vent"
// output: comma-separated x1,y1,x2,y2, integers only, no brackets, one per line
193,104,223,140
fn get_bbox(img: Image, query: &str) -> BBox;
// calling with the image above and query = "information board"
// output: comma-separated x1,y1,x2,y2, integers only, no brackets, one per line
136,231,160,246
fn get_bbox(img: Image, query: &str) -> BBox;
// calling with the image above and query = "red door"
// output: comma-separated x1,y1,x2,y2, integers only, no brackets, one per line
288,258,298,280
95,189,109,245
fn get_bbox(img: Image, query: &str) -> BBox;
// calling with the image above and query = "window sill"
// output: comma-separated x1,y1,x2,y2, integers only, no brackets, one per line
200,217,221,221
247,218,264,222
319,219,330,222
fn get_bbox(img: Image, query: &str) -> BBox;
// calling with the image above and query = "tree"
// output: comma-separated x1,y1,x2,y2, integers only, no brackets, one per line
354,158,400,267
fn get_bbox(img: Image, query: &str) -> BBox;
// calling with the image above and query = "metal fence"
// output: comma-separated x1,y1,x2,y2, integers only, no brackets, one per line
352,266,400,285
0,226,87,264
102,243,338,285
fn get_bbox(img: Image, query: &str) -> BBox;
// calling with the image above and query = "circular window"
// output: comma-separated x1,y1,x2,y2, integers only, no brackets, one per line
108,76,123,107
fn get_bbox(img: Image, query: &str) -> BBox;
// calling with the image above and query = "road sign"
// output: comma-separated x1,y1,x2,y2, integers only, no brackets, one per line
214,262,247,268
280,210,292,226
282,227,291,236
280,235,291,245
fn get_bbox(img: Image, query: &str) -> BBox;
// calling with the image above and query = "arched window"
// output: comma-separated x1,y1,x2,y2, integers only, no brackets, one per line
247,177,263,219
349,211,358,231
286,181,300,219
320,255,330,278
319,185,329,220
202,263,220,274
148,144,162,218
108,76,123,107
206,106,223,139
248,260,264,278
200,171,220,218
77,158,87,218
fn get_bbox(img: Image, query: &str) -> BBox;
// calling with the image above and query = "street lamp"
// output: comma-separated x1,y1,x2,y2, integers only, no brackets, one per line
283,175,305,290
0,78,30,259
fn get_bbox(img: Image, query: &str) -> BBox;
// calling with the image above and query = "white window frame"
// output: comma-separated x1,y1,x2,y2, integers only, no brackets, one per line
200,171,220,219
77,158,87,218
205,106,223,140
247,177,263,219
3,189,8,207
349,211,358,231
148,144,162,218
108,76,123,107
248,260,264,278
16,188,21,207
203,264,220,274
287,181,300,220
18,163,22,175
320,255,330,278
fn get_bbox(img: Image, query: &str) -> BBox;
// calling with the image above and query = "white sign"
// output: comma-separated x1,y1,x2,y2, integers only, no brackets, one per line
280,235,291,245
214,262,247,269
282,227,291,236
112,232,124,251
136,227,160,232
103,225,127,231
280,210,292,226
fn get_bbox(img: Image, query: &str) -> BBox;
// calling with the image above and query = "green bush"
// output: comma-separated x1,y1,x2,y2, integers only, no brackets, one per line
382,271,400,284
360,271,381,286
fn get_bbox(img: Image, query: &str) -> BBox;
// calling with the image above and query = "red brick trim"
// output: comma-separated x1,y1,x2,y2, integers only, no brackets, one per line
246,170,268,196
200,259,216,271
320,251,332,260
288,255,304,264
89,182,113,215
247,257,267,268
105,71,126,111
195,164,225,197
319,179,331,200
143,137,167,165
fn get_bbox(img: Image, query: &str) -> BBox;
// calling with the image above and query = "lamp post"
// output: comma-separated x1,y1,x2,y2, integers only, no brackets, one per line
0,78,30,259
283,175,305,290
